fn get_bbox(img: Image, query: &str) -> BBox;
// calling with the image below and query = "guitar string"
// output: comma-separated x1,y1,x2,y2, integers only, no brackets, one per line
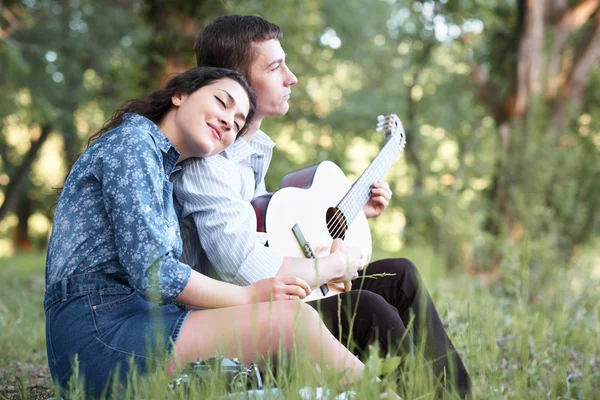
326,159,385,240
326,150,384,237
324,123,400,239
328,131,405,240
315,117,402,289
318,116,404,244
325,133,403,241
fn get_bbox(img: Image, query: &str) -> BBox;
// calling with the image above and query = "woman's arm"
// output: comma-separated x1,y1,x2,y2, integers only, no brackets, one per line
99,128,191,303
175,270,311,308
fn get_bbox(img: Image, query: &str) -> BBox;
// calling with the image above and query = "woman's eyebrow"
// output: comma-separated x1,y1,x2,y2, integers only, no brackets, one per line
216,89,236,104
216,89,247,121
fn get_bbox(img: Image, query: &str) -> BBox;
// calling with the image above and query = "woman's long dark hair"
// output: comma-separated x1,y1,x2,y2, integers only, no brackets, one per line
88,66,256,147
54,67,256,196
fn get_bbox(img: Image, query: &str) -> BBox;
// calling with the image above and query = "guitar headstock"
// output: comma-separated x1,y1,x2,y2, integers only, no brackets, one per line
376,114,406,149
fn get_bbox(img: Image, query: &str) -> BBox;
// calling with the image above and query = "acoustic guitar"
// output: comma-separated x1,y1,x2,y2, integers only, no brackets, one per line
251,114,406,301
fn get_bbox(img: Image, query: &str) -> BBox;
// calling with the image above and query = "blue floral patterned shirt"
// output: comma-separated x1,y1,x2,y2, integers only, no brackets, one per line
45,113,191,303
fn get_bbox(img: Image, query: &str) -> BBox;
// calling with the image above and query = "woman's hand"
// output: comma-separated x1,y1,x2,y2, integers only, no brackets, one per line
329,238,365,287
245,276,311,303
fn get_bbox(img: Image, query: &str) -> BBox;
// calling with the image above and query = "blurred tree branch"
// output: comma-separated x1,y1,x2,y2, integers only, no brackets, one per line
0,3,25,39
0,124,51,223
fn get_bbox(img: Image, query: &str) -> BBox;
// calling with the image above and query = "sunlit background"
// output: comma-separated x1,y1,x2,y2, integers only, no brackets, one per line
1,2,600,398
1,0,599,277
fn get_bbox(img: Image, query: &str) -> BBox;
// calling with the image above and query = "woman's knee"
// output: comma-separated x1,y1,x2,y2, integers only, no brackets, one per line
268,301,323,348
294,301,322,327
272,300,320,329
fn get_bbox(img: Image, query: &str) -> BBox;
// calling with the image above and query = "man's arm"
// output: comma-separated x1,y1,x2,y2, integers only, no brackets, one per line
175,156,281,285
174,156,359,287
278,239,363,285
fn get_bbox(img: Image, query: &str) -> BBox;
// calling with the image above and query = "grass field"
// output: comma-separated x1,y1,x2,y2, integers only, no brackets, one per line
0,245,598,399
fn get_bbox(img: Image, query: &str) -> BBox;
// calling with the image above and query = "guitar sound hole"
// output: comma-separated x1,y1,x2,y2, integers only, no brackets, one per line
326,207,347,240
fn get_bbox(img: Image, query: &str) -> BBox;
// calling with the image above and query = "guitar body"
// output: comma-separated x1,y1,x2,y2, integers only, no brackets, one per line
252,114,406,303
252,161,372,302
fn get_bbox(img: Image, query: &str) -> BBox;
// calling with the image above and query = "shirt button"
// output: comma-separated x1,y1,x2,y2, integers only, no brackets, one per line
165,174,169,180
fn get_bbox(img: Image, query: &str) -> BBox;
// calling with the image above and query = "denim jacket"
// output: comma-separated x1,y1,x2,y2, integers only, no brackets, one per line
45,114,191,303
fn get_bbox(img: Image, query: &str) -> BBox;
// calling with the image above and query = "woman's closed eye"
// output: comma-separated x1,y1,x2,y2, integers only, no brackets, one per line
215,96,226,108
215,96,241,132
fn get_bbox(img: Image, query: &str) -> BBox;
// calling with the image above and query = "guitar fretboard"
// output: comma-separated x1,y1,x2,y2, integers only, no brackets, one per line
337,137,404,224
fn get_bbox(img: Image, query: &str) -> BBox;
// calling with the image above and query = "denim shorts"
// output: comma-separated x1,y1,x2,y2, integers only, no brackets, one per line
44,273,191,397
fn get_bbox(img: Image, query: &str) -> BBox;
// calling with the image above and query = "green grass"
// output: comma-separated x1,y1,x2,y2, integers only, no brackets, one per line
0,245,599,399
0,254,50,400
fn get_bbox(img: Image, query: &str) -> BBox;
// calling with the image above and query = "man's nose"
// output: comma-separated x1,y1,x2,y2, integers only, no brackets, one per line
285,66,298,86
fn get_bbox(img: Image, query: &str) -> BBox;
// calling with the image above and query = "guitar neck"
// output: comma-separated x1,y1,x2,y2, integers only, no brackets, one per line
337,138,403,224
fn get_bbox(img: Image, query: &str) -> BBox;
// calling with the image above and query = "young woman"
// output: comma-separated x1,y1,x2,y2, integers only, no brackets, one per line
44,67,366,398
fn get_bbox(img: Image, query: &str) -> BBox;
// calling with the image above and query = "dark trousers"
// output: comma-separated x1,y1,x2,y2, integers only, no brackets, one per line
307,258,471,398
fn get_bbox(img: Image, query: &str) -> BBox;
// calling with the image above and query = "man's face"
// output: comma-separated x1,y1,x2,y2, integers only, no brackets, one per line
247,39,298,118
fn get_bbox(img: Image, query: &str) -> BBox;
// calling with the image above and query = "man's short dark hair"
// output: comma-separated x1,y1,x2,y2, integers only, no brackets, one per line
195,15,283,77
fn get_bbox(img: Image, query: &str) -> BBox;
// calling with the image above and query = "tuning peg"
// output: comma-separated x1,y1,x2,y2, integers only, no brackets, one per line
377,115,385,122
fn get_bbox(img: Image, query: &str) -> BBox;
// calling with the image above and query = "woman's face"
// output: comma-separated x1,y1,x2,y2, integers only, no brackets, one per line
171,77,250,158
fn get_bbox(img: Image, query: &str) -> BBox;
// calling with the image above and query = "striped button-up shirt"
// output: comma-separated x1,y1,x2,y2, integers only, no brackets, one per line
172,130,283,286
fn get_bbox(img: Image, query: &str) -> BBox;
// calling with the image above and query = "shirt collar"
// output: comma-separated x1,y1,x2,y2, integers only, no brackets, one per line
251,129,276,149
122,113,180,173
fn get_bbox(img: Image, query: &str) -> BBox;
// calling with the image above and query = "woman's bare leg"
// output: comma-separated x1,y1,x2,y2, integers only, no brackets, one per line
168,300,364,383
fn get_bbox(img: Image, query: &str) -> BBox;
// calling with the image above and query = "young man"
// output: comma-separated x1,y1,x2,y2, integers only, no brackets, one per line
172,15,470,397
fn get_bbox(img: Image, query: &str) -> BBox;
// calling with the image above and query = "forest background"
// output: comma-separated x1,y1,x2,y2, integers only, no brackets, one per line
0,0,599,398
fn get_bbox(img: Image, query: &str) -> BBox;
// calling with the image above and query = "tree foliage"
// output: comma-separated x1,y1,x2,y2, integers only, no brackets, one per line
0,0,598,271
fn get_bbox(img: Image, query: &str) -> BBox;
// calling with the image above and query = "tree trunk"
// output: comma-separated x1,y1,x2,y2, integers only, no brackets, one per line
12,195,32,251
475,0,544,276
550,10,600,140
0,124,52,222
140,0,207,90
